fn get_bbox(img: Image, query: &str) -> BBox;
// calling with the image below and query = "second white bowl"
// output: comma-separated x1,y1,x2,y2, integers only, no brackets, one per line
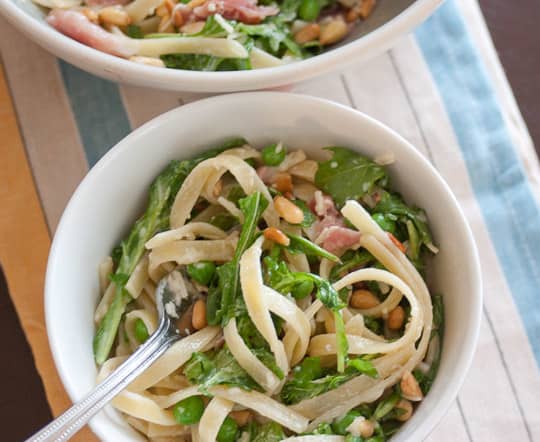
45,92,481,441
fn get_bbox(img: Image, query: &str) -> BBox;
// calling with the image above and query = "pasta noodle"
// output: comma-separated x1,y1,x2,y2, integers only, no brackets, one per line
92,142,443,441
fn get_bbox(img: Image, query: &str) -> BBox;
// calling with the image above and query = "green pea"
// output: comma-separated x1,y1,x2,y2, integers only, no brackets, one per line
261,143,287,166
299,0,321,21
217,416,238,442
372,213,396,233
133,318,149,343
332,410,362,435
173,396,205,425
292,280,314,299
187,261,216,285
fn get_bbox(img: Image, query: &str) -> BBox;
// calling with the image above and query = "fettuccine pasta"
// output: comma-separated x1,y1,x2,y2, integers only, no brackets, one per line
93,139,444,441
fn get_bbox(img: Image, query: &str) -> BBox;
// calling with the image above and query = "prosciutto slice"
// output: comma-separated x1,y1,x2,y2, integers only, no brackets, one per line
47,9,137,57
310,191,361,254
192,0,278,24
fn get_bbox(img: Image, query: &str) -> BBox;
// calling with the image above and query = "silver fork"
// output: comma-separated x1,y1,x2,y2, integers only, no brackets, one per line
27,275,193,442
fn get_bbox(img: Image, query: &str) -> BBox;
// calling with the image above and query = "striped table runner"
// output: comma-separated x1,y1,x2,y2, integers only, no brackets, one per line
1,0,539,440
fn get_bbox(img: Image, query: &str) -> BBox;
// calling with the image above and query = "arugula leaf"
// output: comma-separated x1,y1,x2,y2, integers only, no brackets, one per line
126,24,143,39
184,347,261,392
414,294,444,394
207,192,268,326
264,252,348,370
373,190,434,263
236,21,302,57
280,356,377,404
160,53,251,71
226,185,246,205
248,422,286,441
286,233,340,262
309,423,334,435
192,14,232,37
373,390,400,420
292,199,316,227
93,140,245,364
209,212,238,230
329,249,373,281
347,357,378,378
315,147,389,207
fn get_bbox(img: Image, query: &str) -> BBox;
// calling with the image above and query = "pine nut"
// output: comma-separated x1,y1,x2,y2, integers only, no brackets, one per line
173,9,184,27
345,8,359,22
273,172,293,193
156,3,168,16
274,195,304,224
175,304,194,335
400,371,423,402
387,305,405,330
99,7,131,26
129,56,165,67
229,410,251,426
180,21,205,34
263,227,290,246
359,0,376,19
396,399,413,422
158,14,174,32
294,23,320,44
319,17,348,45
186,0,205,8
192,299,207,330
350,289,380,309
359,419,375,438
164,0,176,13
81,7,99,24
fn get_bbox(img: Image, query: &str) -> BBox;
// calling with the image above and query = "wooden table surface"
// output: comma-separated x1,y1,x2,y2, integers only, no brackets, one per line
1,1,538,440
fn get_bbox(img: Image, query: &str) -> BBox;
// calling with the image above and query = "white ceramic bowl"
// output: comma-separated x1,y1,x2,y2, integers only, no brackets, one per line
0,0,442,92
45,92,481,441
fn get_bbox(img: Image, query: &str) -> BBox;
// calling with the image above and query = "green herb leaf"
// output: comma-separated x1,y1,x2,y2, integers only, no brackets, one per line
126,24,143,39
373,190,434,263
184,347,261,392
315,147,389,208
248,422,286,442
93,140,245,364
287,233,340,262
292,199,316,227
329,249,373,281
160,53,251,71
373,390,400,420
209,192,268,326
347,357,378,378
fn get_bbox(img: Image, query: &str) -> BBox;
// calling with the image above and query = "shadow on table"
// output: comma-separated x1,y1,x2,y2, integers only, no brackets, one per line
0,265,52,439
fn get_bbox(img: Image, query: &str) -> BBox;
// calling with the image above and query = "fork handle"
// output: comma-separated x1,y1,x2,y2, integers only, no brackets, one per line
26,331,176,442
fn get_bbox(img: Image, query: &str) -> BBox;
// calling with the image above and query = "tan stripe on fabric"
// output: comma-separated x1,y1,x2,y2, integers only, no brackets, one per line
0,63,97,441
119,84,183,129
389,36,540,440
0,17,88,234
327,42,466,438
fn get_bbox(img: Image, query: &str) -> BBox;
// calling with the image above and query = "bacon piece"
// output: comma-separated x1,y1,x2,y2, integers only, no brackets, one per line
318,226,361,254
192,0,278,24
46,9,137,58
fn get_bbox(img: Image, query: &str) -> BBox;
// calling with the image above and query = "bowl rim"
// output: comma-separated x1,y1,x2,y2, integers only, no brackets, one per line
0,0,443,92
45,91,482,441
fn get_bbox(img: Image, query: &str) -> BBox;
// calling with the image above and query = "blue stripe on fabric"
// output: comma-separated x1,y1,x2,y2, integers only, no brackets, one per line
415,0,540,364
58,61,131,167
